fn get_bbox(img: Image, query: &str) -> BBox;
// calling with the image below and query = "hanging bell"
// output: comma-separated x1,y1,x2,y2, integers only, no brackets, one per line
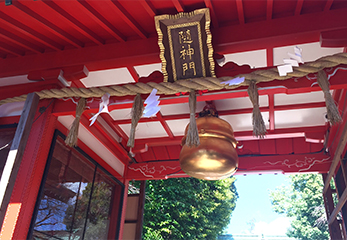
179,107,238,180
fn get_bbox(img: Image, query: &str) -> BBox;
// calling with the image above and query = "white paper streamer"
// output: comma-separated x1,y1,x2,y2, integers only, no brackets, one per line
89,93,110,126
143,89,160,118
221,76,245,86
278,64,293,77
277,46,304,76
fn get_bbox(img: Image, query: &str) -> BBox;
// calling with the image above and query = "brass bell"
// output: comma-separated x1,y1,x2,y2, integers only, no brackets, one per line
179,108,238,180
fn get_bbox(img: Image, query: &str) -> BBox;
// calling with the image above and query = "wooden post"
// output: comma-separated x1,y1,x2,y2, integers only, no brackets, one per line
135,180,146,240
322,173,344,239
0,93,39,227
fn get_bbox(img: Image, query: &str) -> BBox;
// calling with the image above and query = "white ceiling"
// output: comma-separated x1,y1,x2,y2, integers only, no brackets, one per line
58,115,125,176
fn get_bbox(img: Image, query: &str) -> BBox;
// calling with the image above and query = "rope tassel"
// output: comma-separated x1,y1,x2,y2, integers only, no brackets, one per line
317,70,342,125
186,91,200,147
247,81,267,138
65,98,86,147
127,93,144,148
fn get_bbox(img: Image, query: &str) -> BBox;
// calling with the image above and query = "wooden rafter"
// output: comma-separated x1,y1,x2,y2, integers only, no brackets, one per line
266,0,273,20
127,66,139,82
172,0,184,12
294,0,304,16
156,112,175,139
236,0,245,24
0,28,43,54
109,0,147,39
76,0,126,42
13,1,83,48
0,11,63,51
324,0,334,11
42,0,104,45
204,0,219,28
0,43,24,57
140,0,157,17
0,7,346,76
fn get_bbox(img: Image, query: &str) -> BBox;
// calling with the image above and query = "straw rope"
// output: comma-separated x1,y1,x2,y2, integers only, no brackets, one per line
1,52,347,106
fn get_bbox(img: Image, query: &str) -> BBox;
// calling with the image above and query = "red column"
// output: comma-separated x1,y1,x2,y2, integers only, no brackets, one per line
118,179,129,239
0,99,57,239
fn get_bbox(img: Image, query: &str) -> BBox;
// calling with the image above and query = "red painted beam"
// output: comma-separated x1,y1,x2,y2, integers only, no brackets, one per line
1,8,347,78
320,28,347,48
126,151,331,180
0,116,20,126
130,126,326,152
126,160,187,181
0,80,61,102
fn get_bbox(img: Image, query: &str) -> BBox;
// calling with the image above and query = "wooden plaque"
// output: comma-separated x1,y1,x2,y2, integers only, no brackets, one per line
155,8,215,82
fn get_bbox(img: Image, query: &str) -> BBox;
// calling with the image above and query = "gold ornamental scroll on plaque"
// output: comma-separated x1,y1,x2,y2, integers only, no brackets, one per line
155,8,215,82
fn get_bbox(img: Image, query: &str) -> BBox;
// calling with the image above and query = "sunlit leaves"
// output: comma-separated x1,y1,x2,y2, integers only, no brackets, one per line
269,174,329,240
142,177,238,240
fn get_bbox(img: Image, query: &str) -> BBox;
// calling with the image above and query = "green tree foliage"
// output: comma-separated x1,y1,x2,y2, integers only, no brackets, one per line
142,177,238,240
269,173,329,240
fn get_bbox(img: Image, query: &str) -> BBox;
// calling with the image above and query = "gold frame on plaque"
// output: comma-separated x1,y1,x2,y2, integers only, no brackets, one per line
155,8,215,82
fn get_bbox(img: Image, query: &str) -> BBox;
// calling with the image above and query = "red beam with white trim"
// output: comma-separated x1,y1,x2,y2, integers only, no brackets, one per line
126,151,331,180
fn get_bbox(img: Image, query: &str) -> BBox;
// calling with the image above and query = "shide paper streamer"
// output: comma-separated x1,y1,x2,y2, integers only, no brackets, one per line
277,46,304,76
89,93,110,126
143,88,160,118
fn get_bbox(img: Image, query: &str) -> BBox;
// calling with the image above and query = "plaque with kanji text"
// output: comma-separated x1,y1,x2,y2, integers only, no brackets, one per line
155,8,215,82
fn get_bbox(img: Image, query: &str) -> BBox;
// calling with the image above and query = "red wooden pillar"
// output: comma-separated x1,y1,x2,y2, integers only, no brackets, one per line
119,179,129,239
0,99,57,239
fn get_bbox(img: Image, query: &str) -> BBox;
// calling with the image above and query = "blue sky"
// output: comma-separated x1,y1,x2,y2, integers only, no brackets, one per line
226,174,291,235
